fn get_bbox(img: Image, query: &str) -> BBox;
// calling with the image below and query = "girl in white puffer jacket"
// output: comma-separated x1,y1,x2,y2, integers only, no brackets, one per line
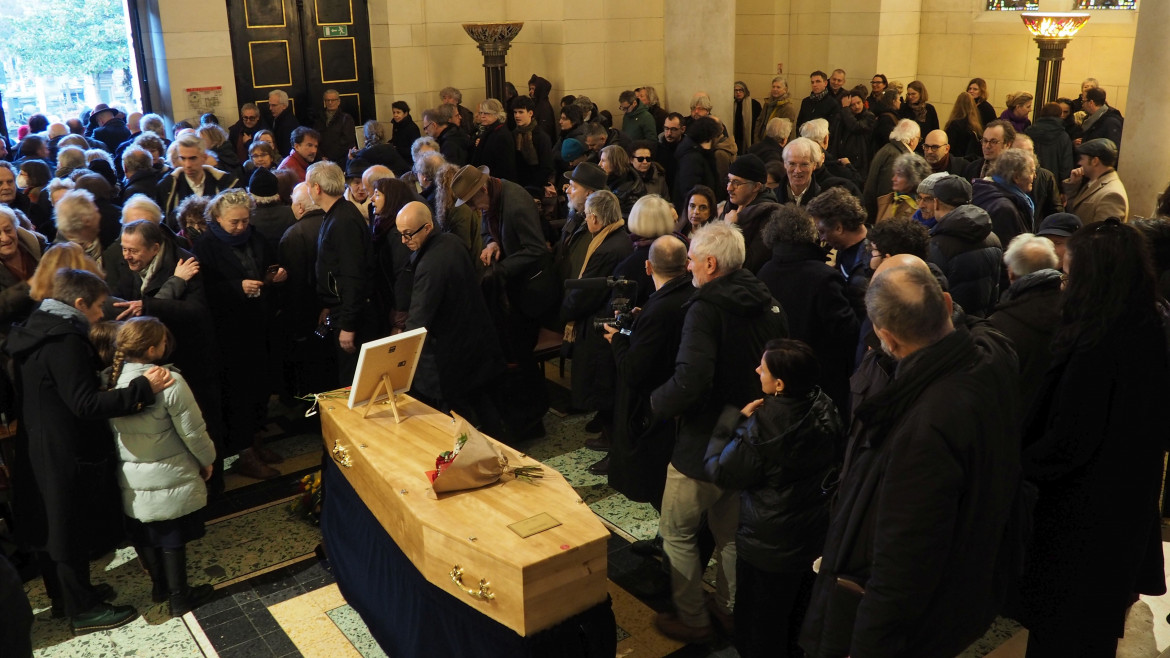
105,316,216,617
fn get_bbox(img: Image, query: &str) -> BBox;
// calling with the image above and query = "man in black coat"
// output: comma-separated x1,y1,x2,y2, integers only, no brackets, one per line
451,165,557,439
926,176,1003,317
603,235,691,509
155,134,241,224
267,89,300,157
796,71,839,134
279,182,334,396
6,269,172,633
227,103,268,165
311,161,377,384
800,258,1020,658
1077,87,1123,157
90,105,131,154
424,105,470,167
120,146,160,203
313,89,357,165
398,201,505,433
671,117,721,215
650,221,789,643
989,234,1063,417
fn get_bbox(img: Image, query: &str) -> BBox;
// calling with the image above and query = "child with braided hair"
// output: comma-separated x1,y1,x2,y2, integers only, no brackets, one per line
105,316,216,617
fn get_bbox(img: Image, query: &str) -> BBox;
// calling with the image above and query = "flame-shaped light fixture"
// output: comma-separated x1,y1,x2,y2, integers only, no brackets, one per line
1022,13,1091,122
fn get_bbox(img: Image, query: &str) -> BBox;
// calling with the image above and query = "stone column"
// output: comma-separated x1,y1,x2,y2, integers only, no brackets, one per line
664,1,735,128
1118,3,1170,218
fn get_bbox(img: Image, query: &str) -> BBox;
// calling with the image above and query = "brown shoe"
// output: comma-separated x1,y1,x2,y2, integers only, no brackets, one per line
654,612,714,644
235,450,279,480
254,446,285,464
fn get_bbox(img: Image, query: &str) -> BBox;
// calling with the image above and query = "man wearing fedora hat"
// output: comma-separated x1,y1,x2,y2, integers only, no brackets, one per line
91,105,131,154
1062,138,1128,224
450,163,555,439
557,162,607,279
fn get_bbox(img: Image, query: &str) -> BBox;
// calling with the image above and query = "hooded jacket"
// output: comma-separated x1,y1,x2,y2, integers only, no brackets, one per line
651,268,789,479
704,389,844,572
971,177,1033,247
528,75,557,142
156,165,240,224
1025,116,1074,183
672,135,717,214
927,204,1003,317
110,363,215,523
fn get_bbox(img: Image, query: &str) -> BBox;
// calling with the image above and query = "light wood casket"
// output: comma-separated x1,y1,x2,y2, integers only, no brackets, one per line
320,395,610,636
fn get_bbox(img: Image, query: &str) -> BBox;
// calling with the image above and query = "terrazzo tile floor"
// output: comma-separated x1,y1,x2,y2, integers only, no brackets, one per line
22,376,1169,657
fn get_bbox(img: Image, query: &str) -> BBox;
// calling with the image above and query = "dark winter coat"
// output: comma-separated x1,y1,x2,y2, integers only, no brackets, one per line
927,204,1003,317
1019,312,1169,642
94,118,132,154
757,242,859,408
608,168,645,218
728,189,780,274
971,177,1033,245
437,125,471,167
863,141,910,218
651,268,789,480
833,109,876,178
801,323,1021,658
609,274,690,507
0,228,44,330
560,223,633,410
270,110,301,157
353,142,409,176
1029,166,1063,228
121,169,159,204
1079,106,1124,157
621,102,658,143
316,198,375,333
671,136,717,215
278,209,326,337
797,94,840,133
489,178,559,320
528,75,557,142
611,240,653,309
405,232,504,402
251,203,296,258
156,166,241,225
976,99,997,129
704,389,843,572
6,306,154,561
228,118,268,164
514,126,554,192
988,269,1062,417
638,163,669,200
312,110,357,165
945,119,981,160
389,117,422,165
898,103,939,143
1026,116,1074,183
746,138,784,166
472,121,517,182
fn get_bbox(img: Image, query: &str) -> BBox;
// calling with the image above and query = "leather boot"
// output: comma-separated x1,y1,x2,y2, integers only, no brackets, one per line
135,545,167,603
162,547,214,617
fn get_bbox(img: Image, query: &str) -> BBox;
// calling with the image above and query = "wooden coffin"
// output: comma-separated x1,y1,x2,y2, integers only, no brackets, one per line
319,394,610,636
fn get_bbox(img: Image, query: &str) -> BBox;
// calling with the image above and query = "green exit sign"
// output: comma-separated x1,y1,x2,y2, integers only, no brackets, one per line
322,25,348,37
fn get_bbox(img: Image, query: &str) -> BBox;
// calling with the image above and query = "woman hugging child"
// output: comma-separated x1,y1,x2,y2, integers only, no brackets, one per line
94,316,217,617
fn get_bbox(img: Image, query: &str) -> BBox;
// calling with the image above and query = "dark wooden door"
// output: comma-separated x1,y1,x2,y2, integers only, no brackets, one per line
226,0,374,127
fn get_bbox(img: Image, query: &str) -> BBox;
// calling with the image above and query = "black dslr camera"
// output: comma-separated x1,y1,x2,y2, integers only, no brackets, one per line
564,276,639,335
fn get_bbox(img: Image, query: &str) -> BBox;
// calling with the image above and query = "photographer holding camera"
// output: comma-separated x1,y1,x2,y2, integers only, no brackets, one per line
560,190,632,464
601,235,691,507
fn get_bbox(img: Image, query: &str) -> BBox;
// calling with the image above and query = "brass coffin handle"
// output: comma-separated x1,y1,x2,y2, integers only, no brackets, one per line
331,439,352,468
449,564,495,601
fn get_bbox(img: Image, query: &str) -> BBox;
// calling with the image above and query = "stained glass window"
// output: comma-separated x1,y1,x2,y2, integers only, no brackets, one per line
1073,0,1136,8
986,0,1040,10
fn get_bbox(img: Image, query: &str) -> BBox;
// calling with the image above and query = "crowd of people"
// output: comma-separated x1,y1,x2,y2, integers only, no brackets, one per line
0,67,1166,658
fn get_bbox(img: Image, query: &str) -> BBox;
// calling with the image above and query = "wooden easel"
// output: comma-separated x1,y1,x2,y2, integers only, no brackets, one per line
362,373,403,423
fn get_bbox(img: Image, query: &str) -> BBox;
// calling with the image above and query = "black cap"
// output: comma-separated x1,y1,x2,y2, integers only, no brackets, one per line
1036,212,1082,238
932,175,972,207
1076,138,1118,167
727,154,767,184
248,166,279,197
345,158,370,180
562,162,607,191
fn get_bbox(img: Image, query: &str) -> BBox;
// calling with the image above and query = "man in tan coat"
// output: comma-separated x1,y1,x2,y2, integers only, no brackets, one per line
1062,138,1129,223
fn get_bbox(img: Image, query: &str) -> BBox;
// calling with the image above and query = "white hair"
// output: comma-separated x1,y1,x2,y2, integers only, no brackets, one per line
121,194,163,224
1004,233,1058,277
799,118,830,144
690,221,745,274
889,119,921,145
765,118,792,142
783,137,824,165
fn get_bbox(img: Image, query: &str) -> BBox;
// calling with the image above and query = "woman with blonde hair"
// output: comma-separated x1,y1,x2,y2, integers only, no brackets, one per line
945,92,984,159
1000,91,1034,134
471,98,516,181
28,243,103,302
614,194,676,307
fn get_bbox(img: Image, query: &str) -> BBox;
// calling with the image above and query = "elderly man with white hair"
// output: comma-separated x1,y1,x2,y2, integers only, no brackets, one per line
267,89,300,156
864,118,921,218
650,220,788,644
774,137,824,206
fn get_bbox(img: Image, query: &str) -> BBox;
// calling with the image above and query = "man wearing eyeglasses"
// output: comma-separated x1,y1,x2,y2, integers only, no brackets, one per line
921,129,968,176
228,103,268,164
312,89,357,166
396,201,505,435
618,90,658,143
962,120,1015,181
720,154,778,273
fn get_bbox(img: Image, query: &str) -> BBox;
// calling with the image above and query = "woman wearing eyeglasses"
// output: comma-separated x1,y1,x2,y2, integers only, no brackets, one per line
1018,219,1170,657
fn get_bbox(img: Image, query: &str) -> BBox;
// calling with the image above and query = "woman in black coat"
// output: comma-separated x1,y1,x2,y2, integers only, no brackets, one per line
6,269,162,627
471,99,517,182
560,190,632,428
599,145,645,218
194,189,286,480
704,339,843,658
1019,220,1170,657
755,205,858,411
388,101,422,166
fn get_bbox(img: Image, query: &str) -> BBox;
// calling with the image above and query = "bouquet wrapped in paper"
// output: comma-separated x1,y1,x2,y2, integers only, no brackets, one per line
426,415,542,493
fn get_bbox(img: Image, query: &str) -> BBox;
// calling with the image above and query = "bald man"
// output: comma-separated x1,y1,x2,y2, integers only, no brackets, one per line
396,201,505,435
922,129,968,176
802,257,1021,657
